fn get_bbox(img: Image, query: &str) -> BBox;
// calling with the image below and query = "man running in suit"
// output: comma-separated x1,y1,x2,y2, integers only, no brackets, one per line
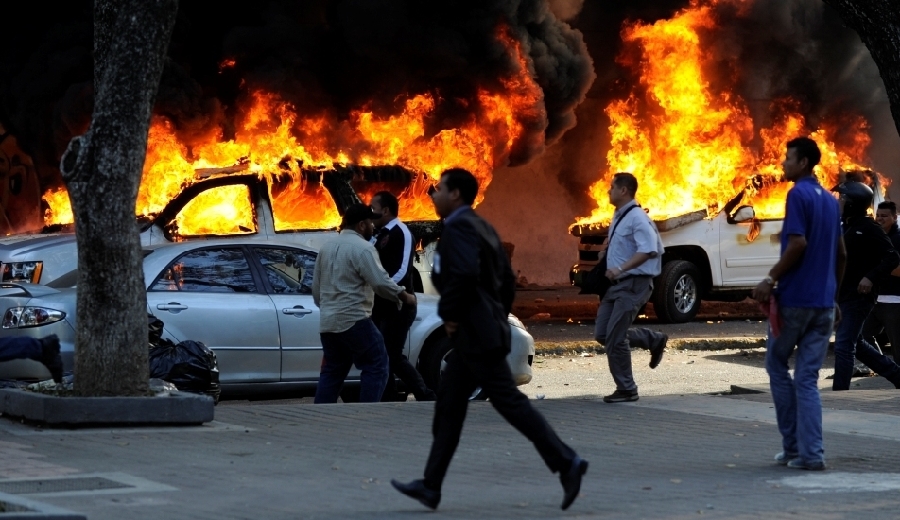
391,168,587,511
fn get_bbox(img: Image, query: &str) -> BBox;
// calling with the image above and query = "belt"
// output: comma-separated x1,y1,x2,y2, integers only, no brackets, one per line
611,274,652,285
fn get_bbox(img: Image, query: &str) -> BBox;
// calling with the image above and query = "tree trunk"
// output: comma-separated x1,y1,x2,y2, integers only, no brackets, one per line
823,0,900,138
59,0,178,396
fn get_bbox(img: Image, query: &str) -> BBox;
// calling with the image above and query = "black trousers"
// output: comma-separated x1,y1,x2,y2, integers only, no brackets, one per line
373,303,435,401
423,344,576,489
863,302,900,361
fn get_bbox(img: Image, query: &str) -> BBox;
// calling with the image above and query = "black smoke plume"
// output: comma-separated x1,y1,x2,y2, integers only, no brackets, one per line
0,0,595,192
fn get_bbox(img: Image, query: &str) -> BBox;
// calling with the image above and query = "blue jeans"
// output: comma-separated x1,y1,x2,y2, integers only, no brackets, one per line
833,298,900,391
314,319,389,404
766,307,833,465
0,336,43,362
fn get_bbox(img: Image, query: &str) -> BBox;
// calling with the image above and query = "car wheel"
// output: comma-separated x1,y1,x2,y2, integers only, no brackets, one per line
412,268,424,293
420,333,452,391
653,260,701,323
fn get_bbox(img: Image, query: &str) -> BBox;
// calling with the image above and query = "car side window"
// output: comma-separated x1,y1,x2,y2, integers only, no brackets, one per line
150,248,257,293
252,247,317,294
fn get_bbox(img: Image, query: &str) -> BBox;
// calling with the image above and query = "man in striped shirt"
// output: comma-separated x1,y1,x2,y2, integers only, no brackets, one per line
312,203,417,403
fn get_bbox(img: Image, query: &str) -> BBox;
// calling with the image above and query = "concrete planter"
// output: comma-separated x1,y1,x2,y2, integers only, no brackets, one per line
0,491,85,520
0,389,214,426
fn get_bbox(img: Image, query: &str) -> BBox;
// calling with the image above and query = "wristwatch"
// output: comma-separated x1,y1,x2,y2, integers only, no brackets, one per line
763,275,775,285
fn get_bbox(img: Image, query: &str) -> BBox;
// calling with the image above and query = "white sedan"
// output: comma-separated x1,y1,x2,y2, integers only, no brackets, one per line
0,238,534,398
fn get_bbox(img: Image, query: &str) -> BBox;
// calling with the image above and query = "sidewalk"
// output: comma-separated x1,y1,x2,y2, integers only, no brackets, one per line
1,384,899,519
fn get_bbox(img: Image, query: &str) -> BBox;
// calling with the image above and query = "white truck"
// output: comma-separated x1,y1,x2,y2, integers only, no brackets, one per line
570,175,883,323
570,201,781,323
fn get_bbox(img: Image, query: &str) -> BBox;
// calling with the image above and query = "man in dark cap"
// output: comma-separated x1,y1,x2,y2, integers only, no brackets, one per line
391,168,587,512
862,201,900,362
831,181,900,391
312,203,417,403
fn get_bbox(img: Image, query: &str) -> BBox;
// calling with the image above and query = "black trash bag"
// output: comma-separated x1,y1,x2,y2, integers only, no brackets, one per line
148,314,165,345
148,340,221,404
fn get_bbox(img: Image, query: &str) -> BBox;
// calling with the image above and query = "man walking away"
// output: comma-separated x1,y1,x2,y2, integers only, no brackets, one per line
593,172,667,403
391,168,587,511
312,203,417,404
862,201,900,362
753,136,844,471
370,191,436,402
831,182,900,391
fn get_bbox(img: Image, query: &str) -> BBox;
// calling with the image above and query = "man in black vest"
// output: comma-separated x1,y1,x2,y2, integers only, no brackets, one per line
391,169,587,511
370,191,436,402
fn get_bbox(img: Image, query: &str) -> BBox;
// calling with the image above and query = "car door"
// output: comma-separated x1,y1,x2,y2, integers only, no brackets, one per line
718,211,783,286
147,246,281,384
248,246,328,382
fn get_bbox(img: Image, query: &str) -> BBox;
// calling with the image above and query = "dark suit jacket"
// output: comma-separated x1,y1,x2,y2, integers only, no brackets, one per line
432,207,516,355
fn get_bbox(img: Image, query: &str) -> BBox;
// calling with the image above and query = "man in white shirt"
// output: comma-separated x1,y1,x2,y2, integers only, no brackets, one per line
594,173,667,403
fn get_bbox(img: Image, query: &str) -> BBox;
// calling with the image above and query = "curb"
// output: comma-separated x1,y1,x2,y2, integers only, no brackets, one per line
534,337,766,356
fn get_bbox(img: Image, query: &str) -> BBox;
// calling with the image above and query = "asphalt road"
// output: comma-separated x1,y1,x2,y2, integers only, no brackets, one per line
525,317,768,342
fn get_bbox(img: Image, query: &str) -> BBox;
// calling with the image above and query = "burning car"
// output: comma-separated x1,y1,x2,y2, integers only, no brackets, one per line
0,238,535,397
0,167,440,293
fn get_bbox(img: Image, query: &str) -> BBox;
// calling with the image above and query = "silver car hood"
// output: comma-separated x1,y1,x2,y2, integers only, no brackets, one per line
0,233,76,255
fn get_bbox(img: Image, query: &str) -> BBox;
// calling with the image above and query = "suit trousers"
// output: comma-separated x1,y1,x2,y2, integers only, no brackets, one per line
423,345,576,490
594,275,663,392
373,303,435,401
863,302,900,362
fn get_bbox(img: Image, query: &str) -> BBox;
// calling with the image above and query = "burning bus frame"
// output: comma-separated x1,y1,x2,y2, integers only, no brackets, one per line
0,165,443,292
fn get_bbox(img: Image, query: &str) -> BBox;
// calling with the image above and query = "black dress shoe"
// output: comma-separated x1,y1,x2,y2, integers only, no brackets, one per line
560,456,588,510
649,333,668,369
391,479,441,510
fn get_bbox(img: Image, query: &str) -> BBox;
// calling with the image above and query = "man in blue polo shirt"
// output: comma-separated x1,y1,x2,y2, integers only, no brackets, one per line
753,136,846,471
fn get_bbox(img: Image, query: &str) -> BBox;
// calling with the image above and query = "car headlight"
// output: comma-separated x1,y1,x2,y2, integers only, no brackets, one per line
508,314,527,331
2,307,65,328
1,261,43,283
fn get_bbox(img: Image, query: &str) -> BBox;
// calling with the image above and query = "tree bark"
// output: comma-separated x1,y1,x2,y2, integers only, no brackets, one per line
60,0,178,396
823,0,900,138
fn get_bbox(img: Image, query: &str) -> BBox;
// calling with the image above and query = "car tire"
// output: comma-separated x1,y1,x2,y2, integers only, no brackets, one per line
412,268,424,293
653,260,701,323
420,333,452,392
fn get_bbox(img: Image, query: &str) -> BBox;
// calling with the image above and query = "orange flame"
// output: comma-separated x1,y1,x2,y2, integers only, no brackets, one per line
41,188,73,227
43,26,543,235
174,185,256,236
573,0,885,229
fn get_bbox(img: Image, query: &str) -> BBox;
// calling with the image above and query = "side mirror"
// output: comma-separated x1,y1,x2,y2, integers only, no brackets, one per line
732,205,755,223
